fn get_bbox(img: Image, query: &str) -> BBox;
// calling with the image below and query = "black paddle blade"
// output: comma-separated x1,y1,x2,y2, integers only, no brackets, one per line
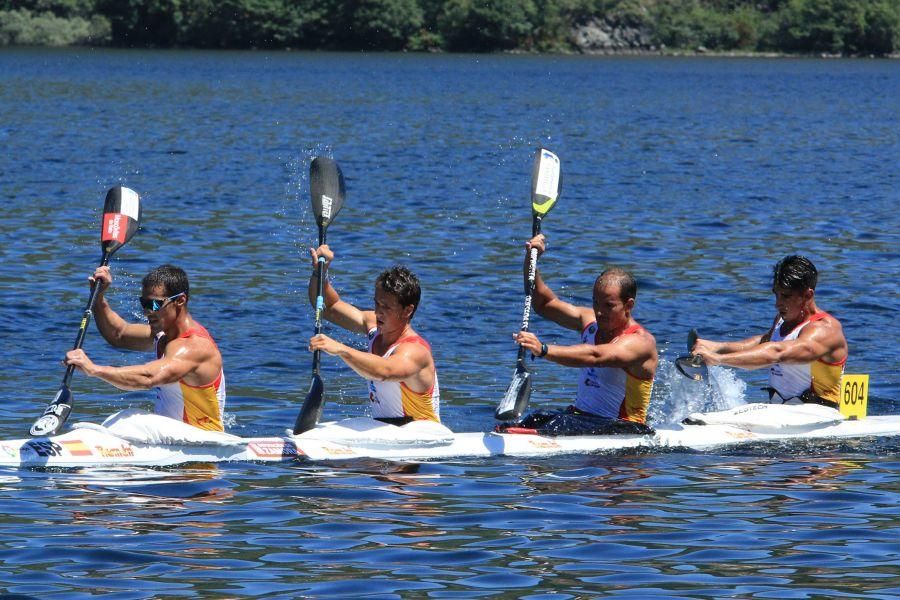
310,157,345,229
675,328,708,381
30,384,73,437
675,355,709,382
531,148,561,219
293,373,325,434
495,365,532,421
101,186,141,256
687,328,699,353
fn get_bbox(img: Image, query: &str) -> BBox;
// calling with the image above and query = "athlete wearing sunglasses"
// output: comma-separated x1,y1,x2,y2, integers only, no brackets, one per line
63,264,226,432
138,292,185,312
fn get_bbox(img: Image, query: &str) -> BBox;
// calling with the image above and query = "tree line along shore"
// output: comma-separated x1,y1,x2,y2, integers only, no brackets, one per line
2,0,898,56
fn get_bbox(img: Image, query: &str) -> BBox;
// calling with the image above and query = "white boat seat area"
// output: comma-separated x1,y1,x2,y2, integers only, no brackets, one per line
294,417,455,448
72,408,245,446
684,402,844,433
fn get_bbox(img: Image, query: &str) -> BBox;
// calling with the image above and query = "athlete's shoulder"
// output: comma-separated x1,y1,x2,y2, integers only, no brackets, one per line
396,332,433,355
628,324,657,355
164,330,219,359
577,307,596,330
636,325,657,345
806,311,846,339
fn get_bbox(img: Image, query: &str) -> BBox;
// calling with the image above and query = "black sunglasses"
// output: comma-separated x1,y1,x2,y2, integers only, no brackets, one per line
139,292,185,312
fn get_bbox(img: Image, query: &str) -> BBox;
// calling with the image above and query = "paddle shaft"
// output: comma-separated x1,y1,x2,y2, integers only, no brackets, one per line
311,224,327,375
516,216,544,363
62,249,112,387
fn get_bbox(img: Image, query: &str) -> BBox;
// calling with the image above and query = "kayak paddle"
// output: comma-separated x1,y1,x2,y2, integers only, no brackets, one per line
30,186,142,437
293,157,346,435
495,148,562,421
674,328,709,382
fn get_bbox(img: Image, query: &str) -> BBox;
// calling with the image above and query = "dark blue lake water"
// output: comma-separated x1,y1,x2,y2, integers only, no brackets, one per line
0,49,898,597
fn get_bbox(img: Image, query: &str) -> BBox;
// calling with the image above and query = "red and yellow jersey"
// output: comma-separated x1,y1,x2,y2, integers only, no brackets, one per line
366,329,440,422
769,311,846,404
574,322,654,424
153,322,226,432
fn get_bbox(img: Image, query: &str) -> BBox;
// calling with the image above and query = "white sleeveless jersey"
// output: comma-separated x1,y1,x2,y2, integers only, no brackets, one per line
768,312,845,404
366,329,440,422
574,322,653,424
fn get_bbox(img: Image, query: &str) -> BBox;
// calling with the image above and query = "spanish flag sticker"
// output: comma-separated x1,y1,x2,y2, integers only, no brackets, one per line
61,440,93,457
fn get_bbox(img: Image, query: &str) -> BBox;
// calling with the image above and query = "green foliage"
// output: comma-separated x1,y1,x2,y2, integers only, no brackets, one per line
183,0,309,49
0,0,100,18
0,0,896,54
437,0,538,51
773,0,899,55
0,8,109,45
651,0,769,50
99,0,181,46
345,0,424,50
849,0,900,55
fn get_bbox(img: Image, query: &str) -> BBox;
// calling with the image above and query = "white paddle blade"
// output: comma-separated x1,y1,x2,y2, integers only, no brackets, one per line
531,148,561,217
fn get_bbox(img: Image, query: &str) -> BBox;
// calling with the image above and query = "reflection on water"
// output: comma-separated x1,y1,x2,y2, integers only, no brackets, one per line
0,453,897,596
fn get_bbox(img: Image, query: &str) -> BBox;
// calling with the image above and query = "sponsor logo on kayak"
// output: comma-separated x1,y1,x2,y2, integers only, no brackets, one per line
0,444,18,458
94,445,135,458
25,441,63,457
320,444,355,456
61,439,93,457
526,438,561,449
248,441,298,458
102,213,128,243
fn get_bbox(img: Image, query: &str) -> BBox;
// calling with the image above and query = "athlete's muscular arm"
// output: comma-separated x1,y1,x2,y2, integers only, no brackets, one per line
308,245,375,335
693,334,766,356
694,320,841,370
516,330,653,371
309,334,429,383
64,337,215,391
90,266,154,351
692,316,777,357
526,235,587,332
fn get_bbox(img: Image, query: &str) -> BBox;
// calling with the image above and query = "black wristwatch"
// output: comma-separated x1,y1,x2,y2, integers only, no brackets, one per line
539,342,549,358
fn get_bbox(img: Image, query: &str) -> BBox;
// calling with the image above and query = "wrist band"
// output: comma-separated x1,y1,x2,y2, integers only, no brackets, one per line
539,342,549,358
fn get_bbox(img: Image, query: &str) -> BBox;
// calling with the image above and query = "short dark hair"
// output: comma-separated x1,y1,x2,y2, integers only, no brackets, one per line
376,266,421,318
773,255,817,291
596,267,637,302
142,265,189,298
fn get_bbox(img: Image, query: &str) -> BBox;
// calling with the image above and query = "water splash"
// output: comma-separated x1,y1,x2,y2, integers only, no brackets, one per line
651,359,747,426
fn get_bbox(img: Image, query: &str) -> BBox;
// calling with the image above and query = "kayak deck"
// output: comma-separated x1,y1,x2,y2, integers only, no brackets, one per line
1,413,898,468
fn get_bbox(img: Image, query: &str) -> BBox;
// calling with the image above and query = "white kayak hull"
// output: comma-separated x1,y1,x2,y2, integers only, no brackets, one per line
1,405,898,468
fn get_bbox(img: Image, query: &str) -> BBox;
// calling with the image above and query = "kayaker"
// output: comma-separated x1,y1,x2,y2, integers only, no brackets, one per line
63,264,226,431
307,245,440,425
692,255,847,408
510,234,657,433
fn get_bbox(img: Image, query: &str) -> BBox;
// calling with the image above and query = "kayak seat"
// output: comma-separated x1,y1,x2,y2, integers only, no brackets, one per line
496,409,655,437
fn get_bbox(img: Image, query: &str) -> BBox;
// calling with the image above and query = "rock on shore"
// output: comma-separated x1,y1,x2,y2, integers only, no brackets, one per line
571,18,655,53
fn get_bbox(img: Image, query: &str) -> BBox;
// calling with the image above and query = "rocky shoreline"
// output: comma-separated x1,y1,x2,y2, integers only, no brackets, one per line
567,18,899,58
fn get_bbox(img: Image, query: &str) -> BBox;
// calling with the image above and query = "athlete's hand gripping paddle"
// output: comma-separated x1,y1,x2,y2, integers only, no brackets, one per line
293,157,346,435
30,187,142,437
495,148,562,421
674,328,709,382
